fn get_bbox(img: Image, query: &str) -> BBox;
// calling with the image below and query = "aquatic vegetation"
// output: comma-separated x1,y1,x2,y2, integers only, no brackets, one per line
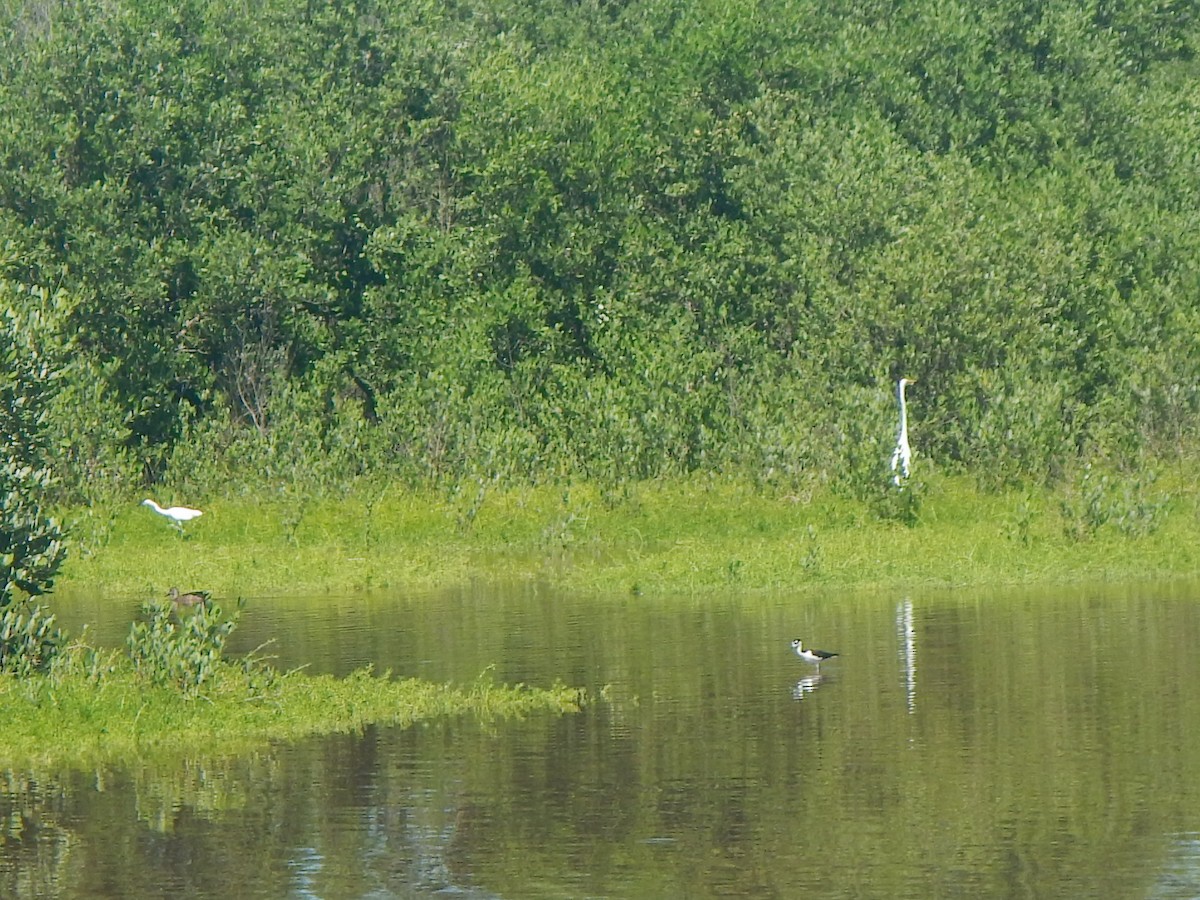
0,649,583,770
0,603,64,677
127,601,238,695
0,596,583,770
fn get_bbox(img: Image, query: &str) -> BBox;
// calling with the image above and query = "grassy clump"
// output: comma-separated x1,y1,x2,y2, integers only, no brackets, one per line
0,602,583,771
58,466,1200,600
1,664,582,771
1,661,582,771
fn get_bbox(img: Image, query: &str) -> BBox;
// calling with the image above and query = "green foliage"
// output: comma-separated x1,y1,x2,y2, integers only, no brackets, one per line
0,602,64,677
0,460,66,607
0,288,67,607
127,601,238,696
1059,463,1172,541
0,0,1199,493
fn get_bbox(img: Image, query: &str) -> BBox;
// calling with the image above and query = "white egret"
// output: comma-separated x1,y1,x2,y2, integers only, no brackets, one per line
890,376,917,486
791,638,839,669
142,498,203,531
167,587,210,607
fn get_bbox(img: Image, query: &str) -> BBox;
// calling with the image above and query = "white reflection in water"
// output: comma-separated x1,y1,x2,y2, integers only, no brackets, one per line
791,672,825,701
395,815,499,898
896,597,916,714
1151,832,1200,899
287,846,323,899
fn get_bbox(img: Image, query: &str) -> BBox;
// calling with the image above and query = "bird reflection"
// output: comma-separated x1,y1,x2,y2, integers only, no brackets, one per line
792,672,826,701
897,597,916,714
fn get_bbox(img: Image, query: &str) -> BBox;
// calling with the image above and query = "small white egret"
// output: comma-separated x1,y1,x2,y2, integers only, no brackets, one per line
791,638,839,669
167,587,210,607
890,376,917,486
142,498,203,531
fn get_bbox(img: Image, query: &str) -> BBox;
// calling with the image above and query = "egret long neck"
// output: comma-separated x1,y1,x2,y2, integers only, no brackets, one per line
897,382,909,440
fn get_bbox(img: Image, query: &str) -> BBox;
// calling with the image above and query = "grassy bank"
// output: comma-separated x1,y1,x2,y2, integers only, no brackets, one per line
0,642,583,770
12,468,1195,769
58,468,1200,601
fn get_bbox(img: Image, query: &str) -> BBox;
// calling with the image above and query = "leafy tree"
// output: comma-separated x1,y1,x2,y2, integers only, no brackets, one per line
1,0,1200,493
0,284,67,608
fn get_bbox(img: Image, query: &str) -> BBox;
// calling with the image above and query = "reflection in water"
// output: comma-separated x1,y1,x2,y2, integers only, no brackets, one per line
1151,833,1200,899
896,597,916,714
791,672,825,701
286,846,323,900
0,773,74,898
15,581,1200,898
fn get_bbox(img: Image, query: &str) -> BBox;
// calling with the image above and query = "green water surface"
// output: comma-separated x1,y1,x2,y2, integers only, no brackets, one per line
6,581,1200,898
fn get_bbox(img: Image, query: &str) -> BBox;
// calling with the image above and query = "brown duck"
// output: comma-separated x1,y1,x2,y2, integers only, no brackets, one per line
167,587,211,608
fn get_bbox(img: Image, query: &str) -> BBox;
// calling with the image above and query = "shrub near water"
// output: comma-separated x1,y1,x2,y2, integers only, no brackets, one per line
0,603,64,677
127,602,242,696
1,295,68,609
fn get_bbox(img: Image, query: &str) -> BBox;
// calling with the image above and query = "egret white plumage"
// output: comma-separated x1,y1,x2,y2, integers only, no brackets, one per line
142,498,203,531
791,638,839,669
890,377,916,486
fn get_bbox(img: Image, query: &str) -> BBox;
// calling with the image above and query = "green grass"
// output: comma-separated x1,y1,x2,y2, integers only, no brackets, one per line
0,647,583,770
14,466,1198,769
58,468,1200,601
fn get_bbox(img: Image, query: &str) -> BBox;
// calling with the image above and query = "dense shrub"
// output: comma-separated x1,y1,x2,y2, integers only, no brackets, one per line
0,0,1198,494
1,287,67,607
127,601,238,696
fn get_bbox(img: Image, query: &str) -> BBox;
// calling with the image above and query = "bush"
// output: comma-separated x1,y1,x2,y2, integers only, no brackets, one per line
1,292,67,608
0,603,64,677
127,602,238,697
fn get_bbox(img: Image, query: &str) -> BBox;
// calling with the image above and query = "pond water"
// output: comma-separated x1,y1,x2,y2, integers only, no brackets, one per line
4,580,1200,898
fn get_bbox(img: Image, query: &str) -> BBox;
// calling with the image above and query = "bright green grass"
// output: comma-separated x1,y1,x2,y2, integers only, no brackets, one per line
0,650,583,770
18,469,1197,769
58,468,1200,600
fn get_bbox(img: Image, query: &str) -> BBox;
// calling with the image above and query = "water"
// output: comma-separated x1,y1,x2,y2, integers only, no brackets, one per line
5,581,1200,898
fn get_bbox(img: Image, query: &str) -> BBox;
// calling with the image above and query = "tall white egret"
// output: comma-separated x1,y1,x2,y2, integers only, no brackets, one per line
791,638,839,669
142,498,203,531
890,377,917,486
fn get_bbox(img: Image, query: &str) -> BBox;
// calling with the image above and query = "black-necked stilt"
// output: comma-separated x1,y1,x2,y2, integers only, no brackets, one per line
168,587,210,608
143,498,204,532
791,638,838,668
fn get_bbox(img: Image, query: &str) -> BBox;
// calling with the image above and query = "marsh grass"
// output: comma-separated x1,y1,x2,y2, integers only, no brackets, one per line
0,645,583,770
17,467,1198,769
57,466,1200,600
